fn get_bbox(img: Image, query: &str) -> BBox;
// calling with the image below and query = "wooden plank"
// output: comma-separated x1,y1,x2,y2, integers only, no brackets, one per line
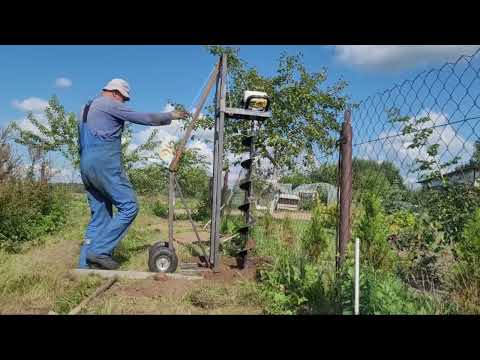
71,269,203,281
68,277,118,315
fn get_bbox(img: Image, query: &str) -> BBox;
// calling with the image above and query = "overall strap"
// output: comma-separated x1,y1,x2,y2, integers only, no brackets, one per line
82,100,93,123
79,100,93,156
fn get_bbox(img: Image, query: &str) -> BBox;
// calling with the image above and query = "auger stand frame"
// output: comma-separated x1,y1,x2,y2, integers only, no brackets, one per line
148,54,272,274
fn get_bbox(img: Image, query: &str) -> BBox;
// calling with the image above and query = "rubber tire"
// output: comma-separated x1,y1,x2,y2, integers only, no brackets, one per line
148,246,178,273
149,241,170,253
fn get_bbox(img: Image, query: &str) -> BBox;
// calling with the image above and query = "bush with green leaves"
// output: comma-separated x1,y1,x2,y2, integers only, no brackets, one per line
191,187,211,222
355,191,394,271
0,180,70,251
151,201,168,218
302,201,336,261
418,184,480,244
459,207,480,261
257,248,337,314
299,197,315,211
449,208,480,311
351,266,440,315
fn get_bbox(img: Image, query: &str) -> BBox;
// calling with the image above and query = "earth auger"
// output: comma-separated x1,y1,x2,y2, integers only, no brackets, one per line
147,55,272,274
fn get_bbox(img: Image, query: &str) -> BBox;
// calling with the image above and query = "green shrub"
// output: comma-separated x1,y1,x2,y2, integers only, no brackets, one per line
254,215,338,314
354,266,440,315
419,184,480,244
174,212,190,221
220,215,243,235
0,180,70,251
385,208,452,291
258,249,337,314
355,191,394,271
299,197,315,211
192,188,210,222
448,208,480,313
151,201,168,218
302,201,336,261
459,207,480,261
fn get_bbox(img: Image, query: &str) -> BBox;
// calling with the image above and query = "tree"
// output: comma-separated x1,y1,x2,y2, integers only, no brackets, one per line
203,46,350,176
128,141,209,198
279,170,311,187
0,126,21,181
388,109,460,185
11,96,80,168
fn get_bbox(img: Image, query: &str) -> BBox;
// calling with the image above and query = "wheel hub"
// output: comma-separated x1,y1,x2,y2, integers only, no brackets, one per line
155,256,171,272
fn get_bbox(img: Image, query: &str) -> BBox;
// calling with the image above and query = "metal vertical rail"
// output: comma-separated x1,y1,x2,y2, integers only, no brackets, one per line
338,109,353,267
214,54,227,271
210,54,226,272
209,62,221,269
168,171,175,250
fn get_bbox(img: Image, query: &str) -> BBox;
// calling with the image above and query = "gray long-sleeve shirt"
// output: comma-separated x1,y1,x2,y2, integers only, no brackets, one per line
79,95,174,140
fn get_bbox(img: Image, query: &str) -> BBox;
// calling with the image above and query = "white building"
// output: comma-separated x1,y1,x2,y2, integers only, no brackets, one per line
418,165,480,188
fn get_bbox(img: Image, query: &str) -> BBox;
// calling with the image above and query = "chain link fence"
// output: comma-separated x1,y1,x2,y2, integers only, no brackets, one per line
353,48,480,188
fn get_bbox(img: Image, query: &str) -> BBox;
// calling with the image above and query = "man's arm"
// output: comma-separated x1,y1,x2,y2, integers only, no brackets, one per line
111,102,176,126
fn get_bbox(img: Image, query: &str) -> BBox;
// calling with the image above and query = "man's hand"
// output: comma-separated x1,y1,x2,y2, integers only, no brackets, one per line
171,110,190,120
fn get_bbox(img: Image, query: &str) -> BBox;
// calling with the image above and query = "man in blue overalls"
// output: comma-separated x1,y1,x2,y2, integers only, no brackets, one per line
78,79,188,270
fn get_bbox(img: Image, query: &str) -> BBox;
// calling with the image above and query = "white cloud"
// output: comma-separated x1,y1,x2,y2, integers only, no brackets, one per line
13,113,50,140
55,77,72,88
12,97,49,112
335,45,480,71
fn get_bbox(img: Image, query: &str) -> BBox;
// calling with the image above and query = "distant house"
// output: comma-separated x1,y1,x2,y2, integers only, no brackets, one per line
266,181,338,212
418,164,480,189
272,193,301,211
293,182,338,205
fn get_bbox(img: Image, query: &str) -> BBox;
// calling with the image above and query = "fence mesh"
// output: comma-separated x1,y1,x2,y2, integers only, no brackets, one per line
353,48,480,187
219,48,480,271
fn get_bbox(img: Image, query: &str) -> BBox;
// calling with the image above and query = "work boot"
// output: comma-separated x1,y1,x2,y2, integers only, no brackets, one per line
86,254,120,270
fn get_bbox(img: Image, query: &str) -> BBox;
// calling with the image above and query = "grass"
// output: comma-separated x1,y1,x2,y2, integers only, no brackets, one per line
2,190,470,315
0,193,263,314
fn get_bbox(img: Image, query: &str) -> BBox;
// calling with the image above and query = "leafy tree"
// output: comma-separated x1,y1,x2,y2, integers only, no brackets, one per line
388,109,460,185
279,170,311,188
203,46,350,175
11,96,80,168
129,142,209,199
0,126,21,181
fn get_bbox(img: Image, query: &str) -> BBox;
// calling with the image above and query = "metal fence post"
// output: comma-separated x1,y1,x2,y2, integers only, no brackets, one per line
338,109,353,268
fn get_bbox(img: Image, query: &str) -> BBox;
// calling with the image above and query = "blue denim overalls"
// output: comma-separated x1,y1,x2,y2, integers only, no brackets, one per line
78,100,139,268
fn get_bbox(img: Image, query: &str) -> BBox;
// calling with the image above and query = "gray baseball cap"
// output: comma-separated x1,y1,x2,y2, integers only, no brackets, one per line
103,78,131,100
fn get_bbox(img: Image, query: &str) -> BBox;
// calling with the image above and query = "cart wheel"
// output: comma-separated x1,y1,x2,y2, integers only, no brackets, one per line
148,246,178,273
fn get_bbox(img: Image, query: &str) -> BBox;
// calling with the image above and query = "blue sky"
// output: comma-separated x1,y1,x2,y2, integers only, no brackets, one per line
1,45,479,182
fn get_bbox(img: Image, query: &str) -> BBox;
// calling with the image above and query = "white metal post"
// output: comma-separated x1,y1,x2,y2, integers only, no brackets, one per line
354,237,360,315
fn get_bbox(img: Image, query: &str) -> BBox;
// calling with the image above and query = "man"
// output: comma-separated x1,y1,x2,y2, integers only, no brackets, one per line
78,78,188,270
